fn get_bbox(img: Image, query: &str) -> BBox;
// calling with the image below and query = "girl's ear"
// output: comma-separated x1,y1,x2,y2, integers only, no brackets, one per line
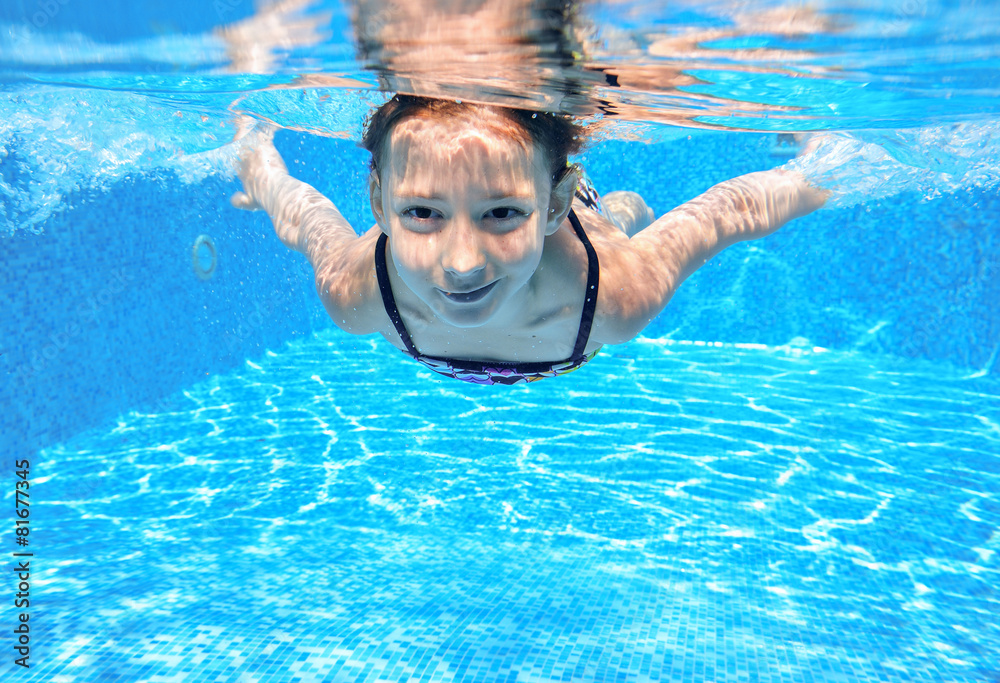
369,171,389,234
545,167,578,235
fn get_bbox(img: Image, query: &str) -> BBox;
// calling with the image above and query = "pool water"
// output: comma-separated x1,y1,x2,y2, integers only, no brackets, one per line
33,333,1000,682
3,0,1000,681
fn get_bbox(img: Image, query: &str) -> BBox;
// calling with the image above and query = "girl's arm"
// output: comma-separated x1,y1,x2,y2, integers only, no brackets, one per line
232,125,382,333
232,126,356,260
597,169,827,342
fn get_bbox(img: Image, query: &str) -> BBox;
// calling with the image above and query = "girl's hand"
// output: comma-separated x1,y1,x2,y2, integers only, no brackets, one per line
231,118,287,212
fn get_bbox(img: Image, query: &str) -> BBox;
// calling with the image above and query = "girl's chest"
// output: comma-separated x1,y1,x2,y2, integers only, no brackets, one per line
395,294,586,362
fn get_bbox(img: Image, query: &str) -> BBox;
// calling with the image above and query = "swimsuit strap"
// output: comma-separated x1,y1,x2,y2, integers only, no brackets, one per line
374,232,421,356
567,208,600,359
374,209,599,360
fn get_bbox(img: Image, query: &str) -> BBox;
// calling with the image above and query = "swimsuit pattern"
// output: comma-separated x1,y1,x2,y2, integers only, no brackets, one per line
375,207,601,386
574,167,606,216
406,348,600,386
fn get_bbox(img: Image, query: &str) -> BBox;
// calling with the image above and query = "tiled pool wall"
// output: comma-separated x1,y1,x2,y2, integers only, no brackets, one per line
2,130,997,459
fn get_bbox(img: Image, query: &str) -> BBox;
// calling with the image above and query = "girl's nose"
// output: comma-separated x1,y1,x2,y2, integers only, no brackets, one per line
441,218,486,278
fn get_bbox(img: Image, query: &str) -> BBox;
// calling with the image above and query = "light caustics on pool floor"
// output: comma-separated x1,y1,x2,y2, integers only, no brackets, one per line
24,331,1000,683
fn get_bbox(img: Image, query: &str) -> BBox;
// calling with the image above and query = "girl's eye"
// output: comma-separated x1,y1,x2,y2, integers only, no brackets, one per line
403,207,440,220
485,207,524,220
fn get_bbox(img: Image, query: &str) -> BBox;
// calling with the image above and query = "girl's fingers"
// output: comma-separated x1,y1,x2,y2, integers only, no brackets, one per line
233,116,277,144
233,115,257,142
230,191,259,211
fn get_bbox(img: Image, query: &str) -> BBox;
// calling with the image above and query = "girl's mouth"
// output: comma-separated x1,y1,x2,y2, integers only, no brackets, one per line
440,281,498,304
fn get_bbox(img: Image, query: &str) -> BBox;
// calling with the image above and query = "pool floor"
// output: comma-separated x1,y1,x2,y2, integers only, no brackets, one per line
22,330,1000,682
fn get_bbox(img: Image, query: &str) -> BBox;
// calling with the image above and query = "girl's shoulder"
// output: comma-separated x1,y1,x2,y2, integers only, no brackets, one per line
536,201,629,307
567,200,634,246
562,202,654,346
316,226,387,335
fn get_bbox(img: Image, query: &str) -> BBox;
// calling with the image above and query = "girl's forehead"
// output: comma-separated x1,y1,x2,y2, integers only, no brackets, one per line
385,115,545,176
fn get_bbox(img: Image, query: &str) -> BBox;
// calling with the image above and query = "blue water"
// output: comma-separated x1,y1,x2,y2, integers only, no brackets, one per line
3,0,1000,681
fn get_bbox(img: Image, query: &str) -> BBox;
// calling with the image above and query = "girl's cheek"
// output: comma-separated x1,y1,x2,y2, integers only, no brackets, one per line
493,227,543,263
395,237,438,273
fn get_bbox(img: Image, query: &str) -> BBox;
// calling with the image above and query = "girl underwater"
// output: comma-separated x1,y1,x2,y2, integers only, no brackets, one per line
232,94,827,385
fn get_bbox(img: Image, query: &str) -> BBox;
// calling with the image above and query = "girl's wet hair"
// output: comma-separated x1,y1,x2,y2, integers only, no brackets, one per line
362,94,587,183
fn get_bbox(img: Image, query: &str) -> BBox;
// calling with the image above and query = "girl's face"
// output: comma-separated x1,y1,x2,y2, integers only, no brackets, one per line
370,114,571,328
